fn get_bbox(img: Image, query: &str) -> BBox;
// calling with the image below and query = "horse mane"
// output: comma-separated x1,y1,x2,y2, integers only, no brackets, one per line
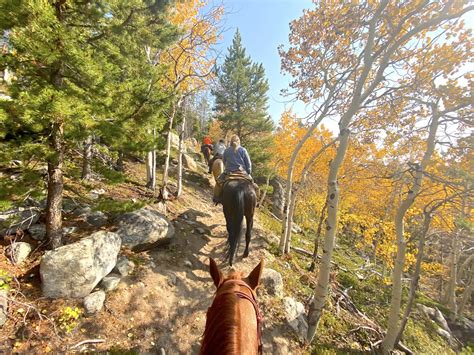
200,274,243,355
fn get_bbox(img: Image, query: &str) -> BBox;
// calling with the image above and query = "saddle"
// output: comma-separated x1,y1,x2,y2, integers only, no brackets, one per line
224,171,253,183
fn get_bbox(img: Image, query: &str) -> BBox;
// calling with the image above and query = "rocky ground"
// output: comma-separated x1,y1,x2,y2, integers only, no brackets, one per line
0,161,305,354
1,155,472,354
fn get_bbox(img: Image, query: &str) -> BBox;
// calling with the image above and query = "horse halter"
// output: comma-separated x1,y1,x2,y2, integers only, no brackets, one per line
214,278,263,354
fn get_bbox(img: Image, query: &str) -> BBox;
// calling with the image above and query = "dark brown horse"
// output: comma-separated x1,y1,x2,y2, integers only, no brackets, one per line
201,145,212,165
222,179,257,266
200,258,264,355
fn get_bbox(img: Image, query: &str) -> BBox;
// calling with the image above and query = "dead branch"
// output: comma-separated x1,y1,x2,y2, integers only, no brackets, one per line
71,339,106,349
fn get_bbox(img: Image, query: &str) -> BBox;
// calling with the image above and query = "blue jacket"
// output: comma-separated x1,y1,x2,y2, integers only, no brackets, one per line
223,146,252,175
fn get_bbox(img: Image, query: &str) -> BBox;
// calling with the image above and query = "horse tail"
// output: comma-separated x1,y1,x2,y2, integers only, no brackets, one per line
227,185,245,266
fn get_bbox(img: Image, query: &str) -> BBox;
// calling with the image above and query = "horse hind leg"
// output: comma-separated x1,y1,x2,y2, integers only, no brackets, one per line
243,215,253,258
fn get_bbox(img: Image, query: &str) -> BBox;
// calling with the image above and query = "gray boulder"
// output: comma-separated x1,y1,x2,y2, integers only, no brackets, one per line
169,132,180,148
73,206,92,217
100,274,121,292
0,207,41,235
40,231,121,298
6,242,33,264
0,290,7,326
116,207,174,248
28,224,46,241
113,256,135,276
260,269,283,297
83,290,106,315
183,154,197,171
62,199,80,214
86,211,108,227
283,297,308,341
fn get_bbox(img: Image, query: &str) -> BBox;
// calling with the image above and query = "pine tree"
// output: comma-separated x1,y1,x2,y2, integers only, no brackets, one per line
212,30,273,174
0,1,177,248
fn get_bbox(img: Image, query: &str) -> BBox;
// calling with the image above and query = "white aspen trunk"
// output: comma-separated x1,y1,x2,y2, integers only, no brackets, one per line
177,105,186,198
161,98,181,199
458,254,474,281
309,198,327,272
279,115,327,253
280,153,299,253
81,135,93,180
447,233,459,321
458,275,473,317
284,185,299,253
307,128,351,342
283,139,336,254
259,161,281,207
146,129,156,190
382,112,440,353
146,150,153,187
395,212,431,344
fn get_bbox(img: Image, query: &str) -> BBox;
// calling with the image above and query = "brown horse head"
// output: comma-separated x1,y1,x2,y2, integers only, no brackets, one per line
200,258,264,355
211,158,224,182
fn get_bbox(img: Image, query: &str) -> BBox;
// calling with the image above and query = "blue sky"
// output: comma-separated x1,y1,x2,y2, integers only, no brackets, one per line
207,1,474,129
208,0,313,124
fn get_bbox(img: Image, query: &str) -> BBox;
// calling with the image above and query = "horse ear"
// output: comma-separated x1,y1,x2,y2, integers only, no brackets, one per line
209,257,223,288
247,258,264,290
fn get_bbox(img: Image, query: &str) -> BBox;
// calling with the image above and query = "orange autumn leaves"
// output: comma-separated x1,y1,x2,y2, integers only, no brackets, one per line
272,110,333,181
272,110,471,274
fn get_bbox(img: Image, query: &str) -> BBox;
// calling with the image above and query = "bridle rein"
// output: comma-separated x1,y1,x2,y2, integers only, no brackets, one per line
211,279,263,354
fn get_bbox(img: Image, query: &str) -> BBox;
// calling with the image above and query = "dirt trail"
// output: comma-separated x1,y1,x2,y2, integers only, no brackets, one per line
78,169,291,354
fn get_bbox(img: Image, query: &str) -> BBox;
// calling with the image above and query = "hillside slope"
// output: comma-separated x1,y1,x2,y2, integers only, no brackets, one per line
0,157,470,354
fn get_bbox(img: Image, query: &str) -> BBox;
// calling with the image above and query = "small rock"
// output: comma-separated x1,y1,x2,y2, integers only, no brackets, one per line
100,274,121,292
184,260,192,268
62,199,80,214
86,211,108,227
436,327,451,341
196,228,206,234
167,274,177,286
260,269,284,297
63,226,78,236
291,224,302,234
273,337,290,355
28,224,46,241
0,289,8,326
283,297,308,341
114,256,135,277
83,290,106,315
73,206,92,217
89,188,106,200
6,242,33,264
155,201,167,215
418,304,436,318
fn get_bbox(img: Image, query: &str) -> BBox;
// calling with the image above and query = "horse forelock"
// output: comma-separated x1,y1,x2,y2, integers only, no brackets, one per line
200,278,244,355
201,280,241,354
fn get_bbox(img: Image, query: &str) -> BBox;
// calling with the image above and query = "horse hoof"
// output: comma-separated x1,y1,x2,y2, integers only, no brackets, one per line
243,251,249,258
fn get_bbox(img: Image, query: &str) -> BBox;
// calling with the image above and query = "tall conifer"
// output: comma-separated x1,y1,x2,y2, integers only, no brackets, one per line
212,30,273,173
